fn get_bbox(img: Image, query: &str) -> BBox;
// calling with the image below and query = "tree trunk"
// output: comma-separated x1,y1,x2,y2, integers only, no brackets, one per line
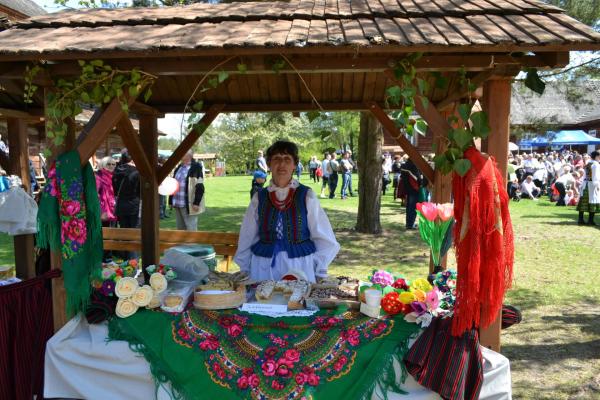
356,112,383,234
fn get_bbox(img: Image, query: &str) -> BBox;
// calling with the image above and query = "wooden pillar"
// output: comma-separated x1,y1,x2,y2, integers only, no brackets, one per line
7,118,36,279
139,115,159,272
479,77,512,352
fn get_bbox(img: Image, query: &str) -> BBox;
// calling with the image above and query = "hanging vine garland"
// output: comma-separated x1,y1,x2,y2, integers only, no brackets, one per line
24,60,156,157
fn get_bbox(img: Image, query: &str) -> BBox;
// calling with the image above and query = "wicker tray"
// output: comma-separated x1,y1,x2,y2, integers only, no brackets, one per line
193,285,246,310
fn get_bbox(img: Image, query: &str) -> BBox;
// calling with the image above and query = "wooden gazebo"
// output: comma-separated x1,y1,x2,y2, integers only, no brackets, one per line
0,0,598,349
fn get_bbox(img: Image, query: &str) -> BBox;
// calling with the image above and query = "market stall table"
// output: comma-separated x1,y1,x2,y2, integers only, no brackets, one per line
45,312,511,399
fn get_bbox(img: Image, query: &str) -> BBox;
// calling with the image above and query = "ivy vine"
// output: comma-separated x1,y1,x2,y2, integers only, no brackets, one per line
24,60,156,157
385,52,429,137
432,68,491,177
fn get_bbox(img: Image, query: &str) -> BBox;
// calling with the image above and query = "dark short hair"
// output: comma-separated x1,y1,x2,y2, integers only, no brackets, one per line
266,140,299,165
120,150,131,164
592,151,600,159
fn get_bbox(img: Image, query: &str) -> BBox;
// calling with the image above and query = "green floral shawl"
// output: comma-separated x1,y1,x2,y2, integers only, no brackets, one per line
37,150,103,316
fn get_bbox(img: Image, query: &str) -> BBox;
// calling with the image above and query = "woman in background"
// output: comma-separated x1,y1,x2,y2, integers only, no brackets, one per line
95,156,117,262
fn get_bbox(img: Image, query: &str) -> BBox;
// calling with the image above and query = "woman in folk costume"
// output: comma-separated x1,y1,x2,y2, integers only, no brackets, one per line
577,150,600,226
234,140,340,283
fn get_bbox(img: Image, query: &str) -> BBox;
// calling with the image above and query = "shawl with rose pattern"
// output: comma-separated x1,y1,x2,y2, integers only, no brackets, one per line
37,150,103,317
109,308,421,400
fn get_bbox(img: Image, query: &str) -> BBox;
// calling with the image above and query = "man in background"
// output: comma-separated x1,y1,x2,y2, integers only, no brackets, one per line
171,150,205,231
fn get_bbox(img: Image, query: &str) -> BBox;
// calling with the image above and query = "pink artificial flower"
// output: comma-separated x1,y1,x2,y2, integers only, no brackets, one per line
262,359,277,377
436,203,454,221
416,202,438,221
284,349,300,364
425,289,440,310
61,200,81,216
226,324,242,338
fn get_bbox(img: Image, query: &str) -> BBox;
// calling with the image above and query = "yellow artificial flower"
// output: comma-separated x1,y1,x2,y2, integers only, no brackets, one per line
411,278,433,293
399,291,416,305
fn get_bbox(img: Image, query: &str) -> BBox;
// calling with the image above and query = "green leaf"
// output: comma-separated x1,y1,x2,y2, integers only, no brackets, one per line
415,119,428,136
131,70,141,84
90,59,104,67
405,124,414,136
54,136,64,146
237,63,248,74
121,103,129,112
524,68,546,95
420,96,429,110
46,130,55,139
445,147,462,161
386,86,402,105
306,110,320,123
432,72,448,89
401,87,416,99
417,78,429,96
208,77,219,88
192,100,204,112
103,95,111,103
453,158,472,177
80,92,90,102
129,86,139,97
453,127,472,149
144,88,152,102
458,103,471,122
78,60,85,67
42,149,52,158
218,71,229,83
469,111,491,139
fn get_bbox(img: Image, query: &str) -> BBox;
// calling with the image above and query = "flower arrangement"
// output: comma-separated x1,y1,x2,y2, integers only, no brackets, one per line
362,269,456,328
415,202,454,268
90,260,177,318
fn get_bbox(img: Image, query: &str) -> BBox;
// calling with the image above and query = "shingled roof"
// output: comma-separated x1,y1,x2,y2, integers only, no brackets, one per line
0,0,598,58
511,79,600,128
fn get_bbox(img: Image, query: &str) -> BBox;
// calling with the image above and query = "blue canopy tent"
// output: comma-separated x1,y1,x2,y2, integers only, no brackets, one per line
519,130,600,148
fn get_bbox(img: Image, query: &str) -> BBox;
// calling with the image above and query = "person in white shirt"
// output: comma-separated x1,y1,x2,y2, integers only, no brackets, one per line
520,175,541,200
320,153,331,198
234,140,340,282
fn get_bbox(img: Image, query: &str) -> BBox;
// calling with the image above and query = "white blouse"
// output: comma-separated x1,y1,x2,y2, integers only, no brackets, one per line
234,180,340,283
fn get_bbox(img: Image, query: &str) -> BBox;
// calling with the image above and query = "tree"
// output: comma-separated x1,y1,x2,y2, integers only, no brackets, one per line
355,112,383,234
542,1,600,28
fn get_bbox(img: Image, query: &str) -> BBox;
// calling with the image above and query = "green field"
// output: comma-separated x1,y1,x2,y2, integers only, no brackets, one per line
2,174,598,399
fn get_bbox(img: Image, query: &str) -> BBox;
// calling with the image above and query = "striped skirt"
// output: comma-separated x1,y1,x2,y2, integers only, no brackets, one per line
576,187,600,212
404,316,483,400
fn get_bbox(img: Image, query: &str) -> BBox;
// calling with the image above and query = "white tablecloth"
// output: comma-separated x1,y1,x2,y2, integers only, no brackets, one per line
45,316,512,400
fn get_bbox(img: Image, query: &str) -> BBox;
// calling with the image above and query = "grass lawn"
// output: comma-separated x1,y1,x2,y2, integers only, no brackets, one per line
2,174,598,399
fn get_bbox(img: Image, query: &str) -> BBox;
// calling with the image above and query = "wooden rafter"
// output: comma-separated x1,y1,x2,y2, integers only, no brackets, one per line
0,53,570,81
76,94,139,166
116,116,153,180
157,104,224,183
366,101,434,183
0,107,43,121
435,70,496,112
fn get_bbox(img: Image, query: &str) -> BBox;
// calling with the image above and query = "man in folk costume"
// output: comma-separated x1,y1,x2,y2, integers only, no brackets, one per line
577,151,600,226
451,146,514,337
235,140,339,283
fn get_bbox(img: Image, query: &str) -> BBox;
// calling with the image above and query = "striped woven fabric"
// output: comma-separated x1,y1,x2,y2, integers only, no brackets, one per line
404,316,483,400
0,269,60,400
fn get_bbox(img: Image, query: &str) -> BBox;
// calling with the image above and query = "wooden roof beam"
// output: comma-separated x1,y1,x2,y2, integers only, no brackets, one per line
131,101,165,118
76,93,139,166
116,116,153,179
0,53,557,79
157,103,224,183
0,107,44,122
151,102,397,113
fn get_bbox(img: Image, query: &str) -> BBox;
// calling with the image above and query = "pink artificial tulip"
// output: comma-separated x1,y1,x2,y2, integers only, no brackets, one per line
436,203,454,221
416,202,438,222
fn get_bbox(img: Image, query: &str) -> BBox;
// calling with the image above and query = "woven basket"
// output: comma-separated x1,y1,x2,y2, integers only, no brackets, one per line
193,285,246,310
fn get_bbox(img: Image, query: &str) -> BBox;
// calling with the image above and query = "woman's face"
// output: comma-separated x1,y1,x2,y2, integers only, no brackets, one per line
104,159,116,172
269,153,295,187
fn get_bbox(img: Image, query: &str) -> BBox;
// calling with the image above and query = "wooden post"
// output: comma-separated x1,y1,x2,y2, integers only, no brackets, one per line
6,117,36,279
138,115,159,272
479,77,513,352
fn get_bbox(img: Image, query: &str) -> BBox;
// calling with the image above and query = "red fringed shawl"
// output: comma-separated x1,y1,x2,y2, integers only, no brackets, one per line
451,147,514,337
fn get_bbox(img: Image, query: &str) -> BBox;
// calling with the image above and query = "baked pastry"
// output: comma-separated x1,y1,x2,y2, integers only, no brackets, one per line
164,295,183,308
255,279,309,309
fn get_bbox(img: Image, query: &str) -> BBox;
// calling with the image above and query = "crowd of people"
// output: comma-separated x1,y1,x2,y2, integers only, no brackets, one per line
506,149,600,225
95,149,207,261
